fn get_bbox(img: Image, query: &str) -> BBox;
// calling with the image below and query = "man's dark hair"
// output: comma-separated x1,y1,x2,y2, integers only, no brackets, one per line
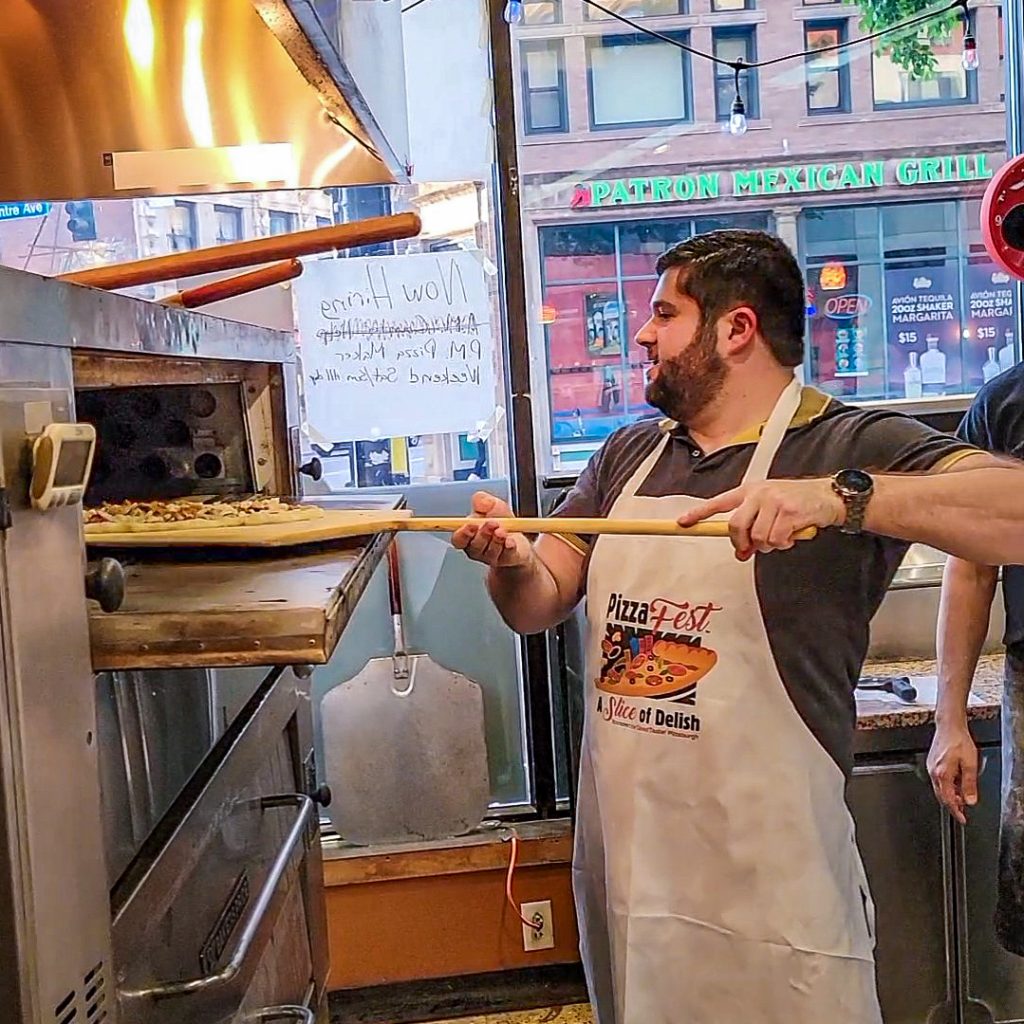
654,229,806,367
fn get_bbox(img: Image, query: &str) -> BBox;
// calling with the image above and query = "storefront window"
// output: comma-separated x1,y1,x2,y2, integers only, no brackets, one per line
515,0,1011,476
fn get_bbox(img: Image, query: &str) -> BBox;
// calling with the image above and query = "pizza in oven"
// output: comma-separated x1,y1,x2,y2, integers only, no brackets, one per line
83,496,325,534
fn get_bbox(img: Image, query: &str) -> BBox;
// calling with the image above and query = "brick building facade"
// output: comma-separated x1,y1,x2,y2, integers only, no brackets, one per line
511,0,1012,470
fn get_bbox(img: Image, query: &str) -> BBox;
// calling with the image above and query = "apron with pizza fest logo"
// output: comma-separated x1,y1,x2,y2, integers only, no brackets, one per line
574,376,882,1024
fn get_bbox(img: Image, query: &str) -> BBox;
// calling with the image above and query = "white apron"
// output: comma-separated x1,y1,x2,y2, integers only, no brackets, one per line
574,377,882,1024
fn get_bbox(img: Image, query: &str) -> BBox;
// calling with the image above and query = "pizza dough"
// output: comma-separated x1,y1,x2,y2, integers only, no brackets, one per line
83,496,325,534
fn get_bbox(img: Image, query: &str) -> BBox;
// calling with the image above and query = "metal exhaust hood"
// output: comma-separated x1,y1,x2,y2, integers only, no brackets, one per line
0,0,404,203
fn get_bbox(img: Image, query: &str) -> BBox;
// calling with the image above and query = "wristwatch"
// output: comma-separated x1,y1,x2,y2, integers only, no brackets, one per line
831,469,874,535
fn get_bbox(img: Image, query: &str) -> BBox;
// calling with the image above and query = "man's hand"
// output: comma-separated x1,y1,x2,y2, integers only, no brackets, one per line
677,478,845,559
451,491,533,569
927,720,979,825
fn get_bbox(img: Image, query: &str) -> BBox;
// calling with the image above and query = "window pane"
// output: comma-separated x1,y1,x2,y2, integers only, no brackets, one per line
590,38,688,125
525,45,560,88
873,23,971,106
585,0,683,19
711,0,750,9
714,33,750,64
214,205,242,242
525,0,560,23
529,90,564,130
806,26,841,70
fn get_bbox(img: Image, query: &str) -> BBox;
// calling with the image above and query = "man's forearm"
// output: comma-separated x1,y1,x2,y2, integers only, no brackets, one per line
486,548,575,635
865,464,1024,565
936,557,998,725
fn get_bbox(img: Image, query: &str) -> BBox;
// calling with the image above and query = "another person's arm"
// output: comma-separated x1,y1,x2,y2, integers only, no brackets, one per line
928,555,997,822
678,451,1024,565
452,491,585,635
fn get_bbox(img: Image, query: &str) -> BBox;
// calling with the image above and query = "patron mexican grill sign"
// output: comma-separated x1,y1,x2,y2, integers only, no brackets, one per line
569,152,997,210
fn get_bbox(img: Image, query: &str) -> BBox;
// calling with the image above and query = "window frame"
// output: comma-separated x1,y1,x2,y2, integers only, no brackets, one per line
525,0,561,24
712,26,760,121
520,39,570,135
586,30,694,131
804,19,852,115
583,0,687,20
268,209,297,235
169,201,197,252
871,15,979,111
710,0,754,10
213,204,243,244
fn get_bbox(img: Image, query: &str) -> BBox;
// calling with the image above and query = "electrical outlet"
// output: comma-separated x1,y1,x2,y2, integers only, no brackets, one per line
520,899,555,952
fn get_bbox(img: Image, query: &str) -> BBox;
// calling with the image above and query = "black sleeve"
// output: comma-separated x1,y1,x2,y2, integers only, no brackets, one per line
838,409,978,474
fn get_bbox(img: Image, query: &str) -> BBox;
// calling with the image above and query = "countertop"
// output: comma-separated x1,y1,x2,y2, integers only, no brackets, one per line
856,653,1003,730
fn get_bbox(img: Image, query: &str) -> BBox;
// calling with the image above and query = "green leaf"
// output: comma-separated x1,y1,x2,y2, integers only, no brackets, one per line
842,0,962,78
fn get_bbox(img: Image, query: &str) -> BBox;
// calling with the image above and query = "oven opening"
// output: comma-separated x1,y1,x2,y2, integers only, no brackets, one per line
76,382,255,506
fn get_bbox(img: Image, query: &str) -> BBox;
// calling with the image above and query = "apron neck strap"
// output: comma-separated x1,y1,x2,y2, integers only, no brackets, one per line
616,376,802,502
741,376,802,486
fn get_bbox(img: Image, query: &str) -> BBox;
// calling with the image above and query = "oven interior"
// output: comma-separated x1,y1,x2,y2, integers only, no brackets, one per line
78,382,256,505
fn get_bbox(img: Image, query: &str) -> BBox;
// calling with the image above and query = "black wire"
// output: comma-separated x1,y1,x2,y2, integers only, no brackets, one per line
401,0,431,12
568,0,962,71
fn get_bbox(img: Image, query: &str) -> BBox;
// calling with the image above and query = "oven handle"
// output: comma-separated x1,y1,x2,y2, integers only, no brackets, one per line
120,793,314,1003
246,1007,315,1023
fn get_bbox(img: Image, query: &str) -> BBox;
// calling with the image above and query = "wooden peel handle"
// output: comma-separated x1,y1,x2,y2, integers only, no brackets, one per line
391,517,818,541
162,259,303,309
57,213,422,290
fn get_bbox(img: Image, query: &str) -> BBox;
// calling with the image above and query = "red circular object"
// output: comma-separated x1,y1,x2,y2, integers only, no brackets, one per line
982,154,1024,280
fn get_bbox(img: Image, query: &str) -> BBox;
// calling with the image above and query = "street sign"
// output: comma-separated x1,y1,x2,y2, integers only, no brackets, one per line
0,202,51,222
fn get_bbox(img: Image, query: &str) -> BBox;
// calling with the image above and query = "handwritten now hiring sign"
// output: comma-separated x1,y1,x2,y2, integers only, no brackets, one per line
294,252,496,441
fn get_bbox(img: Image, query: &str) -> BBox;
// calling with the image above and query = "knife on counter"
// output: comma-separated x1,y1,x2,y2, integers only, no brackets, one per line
856,675,918,704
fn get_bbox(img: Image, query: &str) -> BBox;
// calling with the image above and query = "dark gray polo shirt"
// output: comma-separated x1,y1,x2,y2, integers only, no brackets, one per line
552,386,976,775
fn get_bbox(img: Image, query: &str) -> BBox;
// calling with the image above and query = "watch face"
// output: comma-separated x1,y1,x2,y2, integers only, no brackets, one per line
835,469,873,495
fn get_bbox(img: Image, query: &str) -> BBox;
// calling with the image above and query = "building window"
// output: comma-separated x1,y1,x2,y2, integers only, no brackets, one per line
805,21,850,114
872,21,976,109
713,28,759,121
587,33,693,129
711,0,753,9
168,202,197,251
214,205,242,243
525,0,560,23
268,210,297,235
803,0,840,4
583,0,685,20
521,40,568,134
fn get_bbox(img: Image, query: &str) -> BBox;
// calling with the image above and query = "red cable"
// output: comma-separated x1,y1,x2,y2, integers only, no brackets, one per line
504,832,541,930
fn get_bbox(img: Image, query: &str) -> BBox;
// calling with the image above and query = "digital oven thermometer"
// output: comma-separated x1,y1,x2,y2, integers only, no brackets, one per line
30,422,96,511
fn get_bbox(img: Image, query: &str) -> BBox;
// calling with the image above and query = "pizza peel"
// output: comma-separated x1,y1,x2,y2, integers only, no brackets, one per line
83,506,818,547
320,540,491,844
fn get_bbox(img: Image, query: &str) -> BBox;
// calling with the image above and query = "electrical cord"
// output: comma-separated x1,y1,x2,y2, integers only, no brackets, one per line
503,830,544,931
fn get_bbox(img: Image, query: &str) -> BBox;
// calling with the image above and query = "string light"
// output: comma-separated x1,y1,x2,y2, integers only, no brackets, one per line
504,0,524,24
953,0,979,71
729,62,748,137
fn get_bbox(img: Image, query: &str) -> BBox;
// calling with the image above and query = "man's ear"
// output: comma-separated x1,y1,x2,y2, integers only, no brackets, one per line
722,305,758,354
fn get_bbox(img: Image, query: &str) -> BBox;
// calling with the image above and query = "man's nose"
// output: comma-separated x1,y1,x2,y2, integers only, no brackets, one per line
635,317,655,347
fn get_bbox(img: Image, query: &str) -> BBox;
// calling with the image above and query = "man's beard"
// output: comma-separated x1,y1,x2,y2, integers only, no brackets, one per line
644,323,728,425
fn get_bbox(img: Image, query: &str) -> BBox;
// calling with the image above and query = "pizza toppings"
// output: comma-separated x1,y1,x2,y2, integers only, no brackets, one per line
83,496,324,533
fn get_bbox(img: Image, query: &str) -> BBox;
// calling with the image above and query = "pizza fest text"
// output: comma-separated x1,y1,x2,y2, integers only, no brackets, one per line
606,592,723,636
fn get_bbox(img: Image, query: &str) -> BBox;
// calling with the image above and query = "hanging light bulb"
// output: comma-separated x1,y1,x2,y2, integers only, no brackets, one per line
504,0,524,24
962,32,980,71
728,62,748,137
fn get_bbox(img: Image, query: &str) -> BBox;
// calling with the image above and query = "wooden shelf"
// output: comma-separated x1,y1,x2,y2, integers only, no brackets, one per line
88,530,391,671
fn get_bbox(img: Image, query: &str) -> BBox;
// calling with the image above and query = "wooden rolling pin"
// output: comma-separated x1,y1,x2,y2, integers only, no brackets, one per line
162,259,303,309
57,213,422,290
385,516,818,541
